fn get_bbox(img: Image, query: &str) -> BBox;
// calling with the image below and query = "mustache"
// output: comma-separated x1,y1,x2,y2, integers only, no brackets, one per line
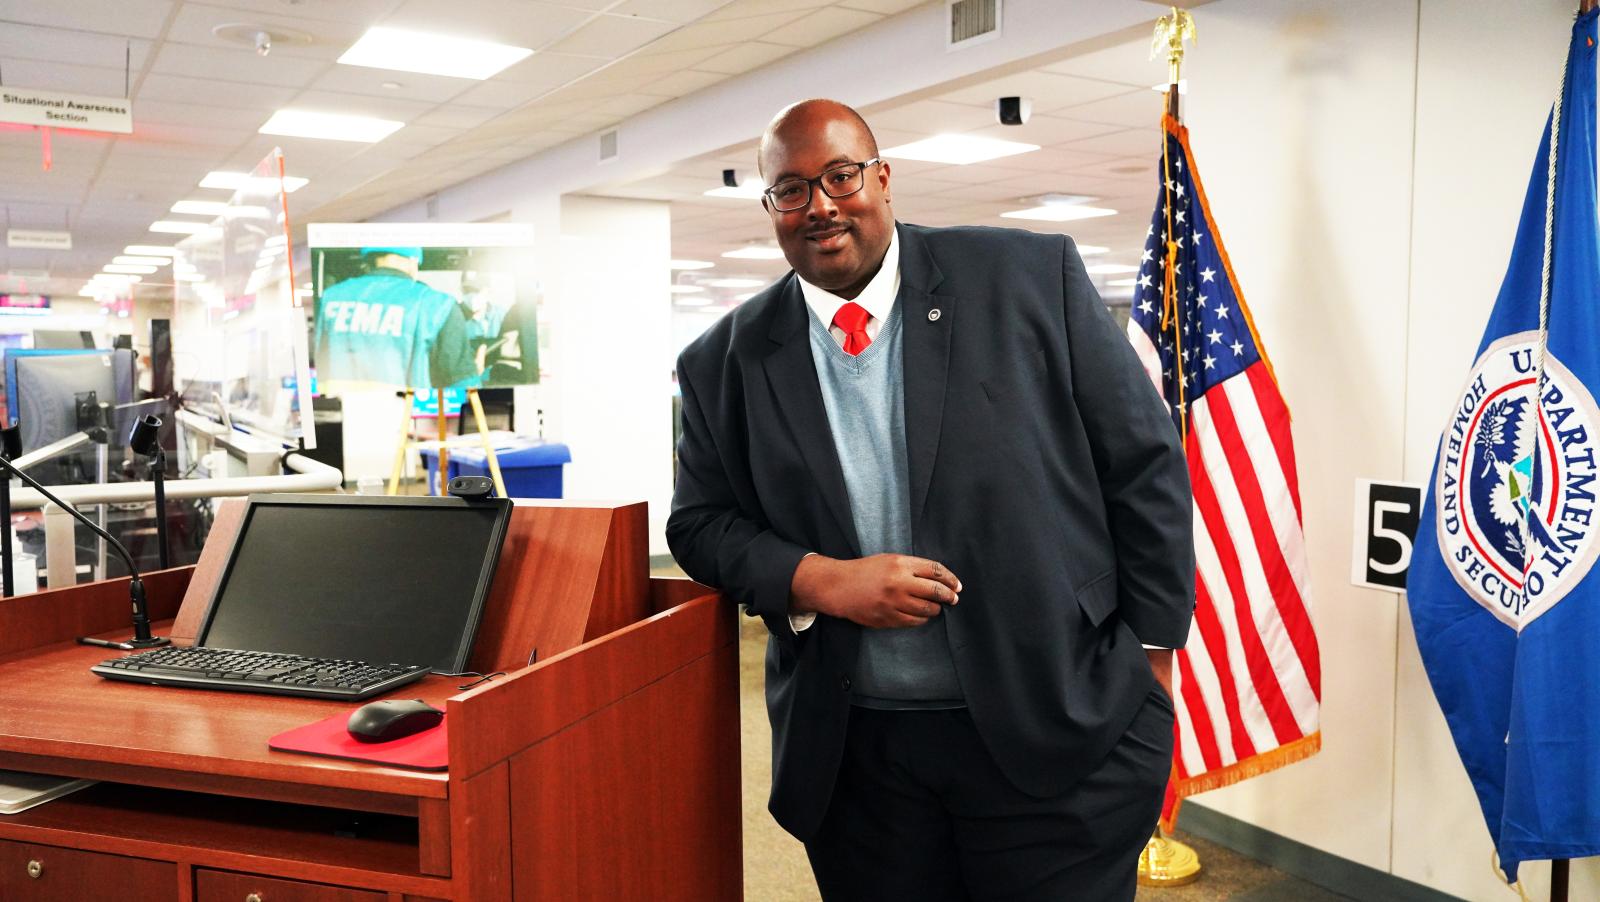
804,222,851,238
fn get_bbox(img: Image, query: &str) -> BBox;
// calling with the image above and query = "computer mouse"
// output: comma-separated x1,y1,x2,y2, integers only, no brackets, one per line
346,699,444,743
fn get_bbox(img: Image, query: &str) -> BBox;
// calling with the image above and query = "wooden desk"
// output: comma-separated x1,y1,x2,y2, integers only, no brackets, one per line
0,502,740,901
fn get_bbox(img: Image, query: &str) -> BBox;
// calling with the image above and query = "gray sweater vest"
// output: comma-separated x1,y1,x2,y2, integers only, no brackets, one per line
807,302,964,709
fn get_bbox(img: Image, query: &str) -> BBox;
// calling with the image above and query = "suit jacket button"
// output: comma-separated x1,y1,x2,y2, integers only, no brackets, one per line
840,675,852,691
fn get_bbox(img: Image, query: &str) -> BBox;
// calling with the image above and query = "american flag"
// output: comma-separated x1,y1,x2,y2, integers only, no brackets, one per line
1126,116,1321,830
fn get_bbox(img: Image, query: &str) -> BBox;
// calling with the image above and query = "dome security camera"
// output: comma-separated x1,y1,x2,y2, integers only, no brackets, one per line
253,30,272,56
996,96,1032,126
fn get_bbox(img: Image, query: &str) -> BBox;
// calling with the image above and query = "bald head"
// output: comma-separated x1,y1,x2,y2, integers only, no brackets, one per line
758,99,879,178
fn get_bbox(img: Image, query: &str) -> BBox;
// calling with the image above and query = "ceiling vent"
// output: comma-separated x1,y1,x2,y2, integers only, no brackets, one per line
599,130,619,162
947,0,1001,49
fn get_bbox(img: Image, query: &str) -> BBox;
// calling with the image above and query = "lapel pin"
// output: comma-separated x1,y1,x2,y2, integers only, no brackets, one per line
928,308,942,322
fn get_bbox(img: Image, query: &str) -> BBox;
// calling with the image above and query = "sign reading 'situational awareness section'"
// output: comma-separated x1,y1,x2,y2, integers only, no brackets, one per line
1351,479,1423,591
0,87,132,134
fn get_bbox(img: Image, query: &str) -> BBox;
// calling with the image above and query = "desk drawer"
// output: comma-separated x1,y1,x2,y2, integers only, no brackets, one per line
196,869,385,902
0,839,176,900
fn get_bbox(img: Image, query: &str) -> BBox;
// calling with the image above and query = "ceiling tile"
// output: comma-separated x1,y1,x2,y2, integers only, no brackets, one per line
150,42,331,88
760,6,881,48
0,25,155,70
285,89,437,122
965,115,1126,147
165,3,367,61
866,99,997,135
381,0,594,51
137,73,300,109
599,45,723,78
837,0,928,14
547,13,681,58
0,0,174,39
130,122,255,148
591,93,674,119
0,60,131,97
1042,39,1167,90
494,50,612,88
642,68,725,97
134,99,277,130
449,79,558,109
198,0,407,26
695,41,796,75
635,10,808,56
1055,89,1166,129
938,71,1143,116
702,0,830,22
607,0,734,23
1062,128,1158,158
305,64,474,102
413,105,507,130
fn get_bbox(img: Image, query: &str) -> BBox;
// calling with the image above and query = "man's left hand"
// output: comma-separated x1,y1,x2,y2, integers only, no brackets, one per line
1146,648,1174,699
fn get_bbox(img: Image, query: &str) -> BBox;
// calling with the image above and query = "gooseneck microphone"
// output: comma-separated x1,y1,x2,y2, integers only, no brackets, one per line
128,414,169,570
0,423,170,649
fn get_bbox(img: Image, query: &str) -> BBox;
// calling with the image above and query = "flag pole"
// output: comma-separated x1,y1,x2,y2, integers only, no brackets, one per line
1545,5,1591,901
1139,7,1201,888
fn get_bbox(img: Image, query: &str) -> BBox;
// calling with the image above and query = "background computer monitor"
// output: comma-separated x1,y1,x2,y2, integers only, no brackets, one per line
6,349,135,454
196,495,514,672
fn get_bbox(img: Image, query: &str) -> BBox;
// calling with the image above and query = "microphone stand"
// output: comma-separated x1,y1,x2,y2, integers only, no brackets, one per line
129,414,169,569
0,426,16,598
0,452,171,650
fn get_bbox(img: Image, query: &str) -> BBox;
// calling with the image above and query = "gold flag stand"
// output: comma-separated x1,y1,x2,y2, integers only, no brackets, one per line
387,387,508,498
1139,6,1202,888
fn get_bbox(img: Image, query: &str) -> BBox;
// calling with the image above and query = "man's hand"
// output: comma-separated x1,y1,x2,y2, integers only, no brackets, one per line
790,554,961,629
1146,648,1174,698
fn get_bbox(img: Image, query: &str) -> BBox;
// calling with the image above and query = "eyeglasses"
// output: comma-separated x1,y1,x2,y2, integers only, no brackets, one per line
763,159,882,212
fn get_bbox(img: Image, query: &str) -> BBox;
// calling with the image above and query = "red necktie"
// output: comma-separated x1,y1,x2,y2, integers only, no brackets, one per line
832,302,872,356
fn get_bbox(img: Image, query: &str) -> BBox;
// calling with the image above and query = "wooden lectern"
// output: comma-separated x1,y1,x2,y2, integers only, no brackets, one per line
0,500,741,901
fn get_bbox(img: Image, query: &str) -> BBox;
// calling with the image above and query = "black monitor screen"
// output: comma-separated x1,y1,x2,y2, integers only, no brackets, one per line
198,495,513,671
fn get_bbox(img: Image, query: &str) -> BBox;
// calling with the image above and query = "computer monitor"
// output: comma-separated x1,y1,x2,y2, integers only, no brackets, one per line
6,350,120,454
195,494,514,672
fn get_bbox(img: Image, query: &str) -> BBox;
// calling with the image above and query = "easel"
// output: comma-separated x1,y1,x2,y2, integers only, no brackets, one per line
387,387,508,497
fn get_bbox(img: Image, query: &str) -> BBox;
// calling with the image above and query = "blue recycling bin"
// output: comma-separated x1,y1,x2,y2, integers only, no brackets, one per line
420,438,571,498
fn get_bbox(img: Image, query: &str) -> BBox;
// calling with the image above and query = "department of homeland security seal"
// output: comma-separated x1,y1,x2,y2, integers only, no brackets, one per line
1434,332,1600,630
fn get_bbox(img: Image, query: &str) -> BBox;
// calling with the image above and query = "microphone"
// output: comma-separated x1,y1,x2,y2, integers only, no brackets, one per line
0,425,170,650
128,414,170,570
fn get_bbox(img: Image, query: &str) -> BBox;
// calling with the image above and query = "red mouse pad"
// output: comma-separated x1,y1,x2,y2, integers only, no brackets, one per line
269,710,449,771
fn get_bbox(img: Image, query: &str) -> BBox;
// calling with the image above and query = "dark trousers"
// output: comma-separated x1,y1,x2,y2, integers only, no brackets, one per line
804,691,1173,902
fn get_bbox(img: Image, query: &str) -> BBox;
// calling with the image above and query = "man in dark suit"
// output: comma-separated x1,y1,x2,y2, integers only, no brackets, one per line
668,99,1194,901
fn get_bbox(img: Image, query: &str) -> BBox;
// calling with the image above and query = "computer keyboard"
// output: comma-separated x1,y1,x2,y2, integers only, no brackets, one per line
91,646,432,700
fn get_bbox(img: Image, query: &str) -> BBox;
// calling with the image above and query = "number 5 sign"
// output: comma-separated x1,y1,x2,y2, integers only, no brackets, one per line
1351,479,1424,592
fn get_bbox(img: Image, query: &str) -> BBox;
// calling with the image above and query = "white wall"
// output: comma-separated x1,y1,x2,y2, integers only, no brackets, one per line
1177,1,1585,899
556,195,676,553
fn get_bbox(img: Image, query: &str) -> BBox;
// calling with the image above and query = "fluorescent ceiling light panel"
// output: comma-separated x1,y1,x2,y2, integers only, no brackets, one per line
260,109,404,143
705,277,766,289
150,220,208,234
171,200,230,216
721,246,785,260
174,273,206,283
1106,278,1138,287
881,134,1039,165
104,264,158,274
114,256,170,266
999,205,1118,222
339,27,533,80
670,259,715,270
92,274,140,283
1076,245,1109,256
124,245,178,256
200,171,309,193
1086,264,1138,275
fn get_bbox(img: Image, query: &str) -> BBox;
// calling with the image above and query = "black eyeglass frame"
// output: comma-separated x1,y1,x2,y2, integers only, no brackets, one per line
763,158,883,212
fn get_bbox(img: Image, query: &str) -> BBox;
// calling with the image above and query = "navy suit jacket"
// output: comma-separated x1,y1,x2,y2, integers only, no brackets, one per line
667,223,1195,840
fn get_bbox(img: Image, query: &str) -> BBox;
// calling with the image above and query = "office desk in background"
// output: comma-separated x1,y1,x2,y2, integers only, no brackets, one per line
0,501,740,901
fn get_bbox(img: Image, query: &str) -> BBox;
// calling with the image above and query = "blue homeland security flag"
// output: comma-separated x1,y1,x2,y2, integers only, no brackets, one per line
1408,8,1600,879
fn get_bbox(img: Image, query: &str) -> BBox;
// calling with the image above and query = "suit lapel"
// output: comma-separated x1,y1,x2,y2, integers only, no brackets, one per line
897,226,953,525
762,278,861,555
